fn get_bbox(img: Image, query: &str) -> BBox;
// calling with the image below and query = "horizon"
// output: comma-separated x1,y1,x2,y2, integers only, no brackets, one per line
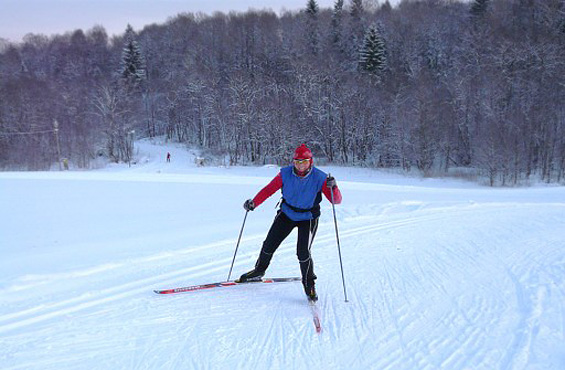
0,0,402,43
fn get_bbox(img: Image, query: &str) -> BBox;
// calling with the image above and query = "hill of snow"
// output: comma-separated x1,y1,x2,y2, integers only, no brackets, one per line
1,140,564,369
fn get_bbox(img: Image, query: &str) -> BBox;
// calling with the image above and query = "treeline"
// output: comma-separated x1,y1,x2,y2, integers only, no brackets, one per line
1,0,564,185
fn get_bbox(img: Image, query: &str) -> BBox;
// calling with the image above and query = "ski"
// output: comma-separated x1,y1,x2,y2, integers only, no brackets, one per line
309,300,322,333
154,277,301,295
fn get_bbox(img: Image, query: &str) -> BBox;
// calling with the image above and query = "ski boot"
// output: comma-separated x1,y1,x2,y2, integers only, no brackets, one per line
304,282,318,302
236,269,264,283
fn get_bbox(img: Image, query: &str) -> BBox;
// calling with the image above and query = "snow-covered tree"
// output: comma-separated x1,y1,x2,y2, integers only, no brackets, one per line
470,0,489,18
306,0,319,18
346,0,365,68
331,0,345,48
350,0,364,21
349,0,365,38
359,23,386,76
305,0,320,55
119,25,145,90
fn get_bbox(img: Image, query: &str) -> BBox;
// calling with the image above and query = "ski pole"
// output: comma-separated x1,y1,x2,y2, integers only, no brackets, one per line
329,174,348,302
227,210,249,281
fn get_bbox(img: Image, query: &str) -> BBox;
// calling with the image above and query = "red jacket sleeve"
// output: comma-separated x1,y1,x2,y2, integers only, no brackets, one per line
322,180,342,204
252,173,283,207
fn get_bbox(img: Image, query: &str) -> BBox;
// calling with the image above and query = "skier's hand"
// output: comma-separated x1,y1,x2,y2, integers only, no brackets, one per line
243,199,255,211
326,176,337,189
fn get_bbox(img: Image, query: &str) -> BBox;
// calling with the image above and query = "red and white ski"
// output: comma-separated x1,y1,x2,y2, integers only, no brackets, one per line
153,277,301,295
309,300,322,333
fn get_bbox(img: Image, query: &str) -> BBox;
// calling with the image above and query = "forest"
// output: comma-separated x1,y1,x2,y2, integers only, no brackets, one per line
0,0,564,185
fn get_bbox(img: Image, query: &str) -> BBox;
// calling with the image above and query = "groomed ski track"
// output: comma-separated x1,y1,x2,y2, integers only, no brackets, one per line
1,145,564,369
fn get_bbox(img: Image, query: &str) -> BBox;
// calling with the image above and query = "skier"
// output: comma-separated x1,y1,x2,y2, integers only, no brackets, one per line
238,144,342,301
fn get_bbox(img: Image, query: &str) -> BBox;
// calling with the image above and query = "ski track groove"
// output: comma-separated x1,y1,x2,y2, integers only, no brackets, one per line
253,299,283,369
496,236,564,370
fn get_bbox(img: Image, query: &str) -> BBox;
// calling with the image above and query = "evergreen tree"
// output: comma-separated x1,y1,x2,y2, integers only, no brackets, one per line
305,0,320,55
349,0,365,38
332,0,345,47
470,0,489,18
347,0,365,68
306,0,319,16
111,25,146,164
381,1,392,13
359,23,386,76
119,24,146,90
350,0,364,21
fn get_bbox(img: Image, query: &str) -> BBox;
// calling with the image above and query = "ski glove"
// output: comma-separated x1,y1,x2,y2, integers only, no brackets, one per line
244,199,255,211
326,176,337,189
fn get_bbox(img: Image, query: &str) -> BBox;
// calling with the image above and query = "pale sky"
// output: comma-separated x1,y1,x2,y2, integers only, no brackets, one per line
0,0,399,43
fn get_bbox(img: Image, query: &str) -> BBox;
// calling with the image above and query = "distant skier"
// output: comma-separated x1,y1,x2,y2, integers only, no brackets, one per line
166,152,171,163
238,144,342,301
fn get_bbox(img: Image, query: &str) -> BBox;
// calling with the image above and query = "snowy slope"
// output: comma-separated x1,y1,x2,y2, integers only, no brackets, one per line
1,140,564,370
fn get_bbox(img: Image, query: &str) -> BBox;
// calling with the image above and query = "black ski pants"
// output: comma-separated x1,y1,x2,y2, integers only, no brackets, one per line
255,211,319,285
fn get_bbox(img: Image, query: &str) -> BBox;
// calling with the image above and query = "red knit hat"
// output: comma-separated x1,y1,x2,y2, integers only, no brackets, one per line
293,144,313,160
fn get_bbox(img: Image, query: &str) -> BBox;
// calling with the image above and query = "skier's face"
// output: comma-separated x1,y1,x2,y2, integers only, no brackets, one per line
293,158,311,172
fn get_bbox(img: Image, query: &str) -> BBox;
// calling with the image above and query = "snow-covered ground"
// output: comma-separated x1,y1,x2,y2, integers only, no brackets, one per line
1,140,564,370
